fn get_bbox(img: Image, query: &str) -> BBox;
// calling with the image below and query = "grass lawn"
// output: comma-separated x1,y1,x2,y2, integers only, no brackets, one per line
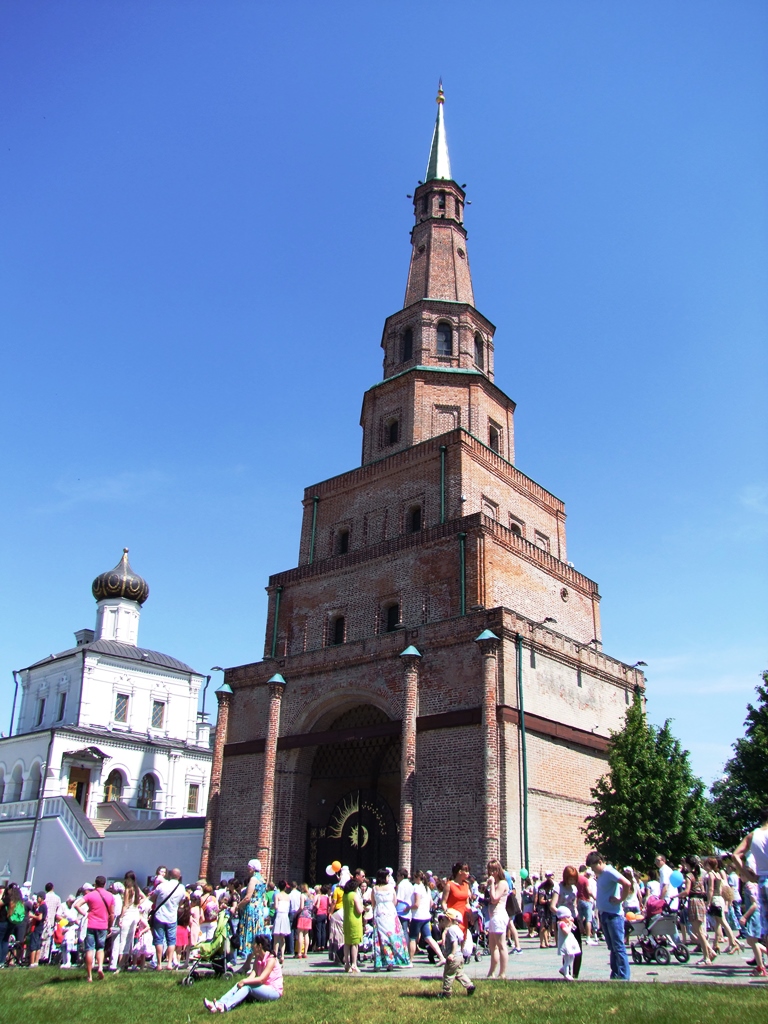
2,968,765,1024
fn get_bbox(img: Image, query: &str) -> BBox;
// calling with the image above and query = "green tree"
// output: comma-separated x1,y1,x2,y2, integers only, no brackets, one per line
583,694,711,871
710,671,768,850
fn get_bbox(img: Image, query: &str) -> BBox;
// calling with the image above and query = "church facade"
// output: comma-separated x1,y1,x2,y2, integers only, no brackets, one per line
204,89,645,883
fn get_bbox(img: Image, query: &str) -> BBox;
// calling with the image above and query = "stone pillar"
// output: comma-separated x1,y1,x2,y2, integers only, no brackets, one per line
255,673,287,880
199,682,233,881
475,629,501,865
398,646,421,874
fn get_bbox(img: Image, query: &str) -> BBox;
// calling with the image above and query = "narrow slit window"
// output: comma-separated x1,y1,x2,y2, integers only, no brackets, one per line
488,424,500,453
402,328,413,362
408,506,422,533
474,333,484,369
36,699,46,726
332,616,346,645
438,191,446,210
57,692,67,721
336,529,350,555
388,419,399,445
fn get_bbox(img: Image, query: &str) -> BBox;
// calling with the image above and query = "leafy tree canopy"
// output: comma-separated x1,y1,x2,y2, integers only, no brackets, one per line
710,671,768,850
583,694,711,871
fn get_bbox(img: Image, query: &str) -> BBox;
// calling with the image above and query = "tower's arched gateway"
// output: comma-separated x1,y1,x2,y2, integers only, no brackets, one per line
204,88,646,884
306,707,400,882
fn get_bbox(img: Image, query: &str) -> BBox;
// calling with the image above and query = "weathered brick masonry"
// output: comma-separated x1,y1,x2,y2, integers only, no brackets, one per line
205,90,645,883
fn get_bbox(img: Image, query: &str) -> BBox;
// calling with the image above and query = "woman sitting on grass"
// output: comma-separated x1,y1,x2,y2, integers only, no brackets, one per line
204,934,283,1011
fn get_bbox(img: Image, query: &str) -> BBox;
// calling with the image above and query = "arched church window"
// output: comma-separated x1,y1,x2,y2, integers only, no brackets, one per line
474,333,484,369
137,773,156,810
438,191,446,210
336,529,350,555
103,769,123,803
384,603,400,633
408,506,422,533
436,323,452,356
386,419,399,446
331,616,346,646
402,328,413,362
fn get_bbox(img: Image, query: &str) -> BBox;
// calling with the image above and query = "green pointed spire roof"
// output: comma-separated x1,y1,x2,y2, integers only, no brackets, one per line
425,80,452,181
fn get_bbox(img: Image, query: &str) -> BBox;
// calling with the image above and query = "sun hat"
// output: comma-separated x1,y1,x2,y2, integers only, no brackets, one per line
556,906,573,919
445,908,463,923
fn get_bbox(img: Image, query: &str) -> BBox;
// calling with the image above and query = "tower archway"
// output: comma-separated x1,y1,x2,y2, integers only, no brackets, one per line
305,705,400,882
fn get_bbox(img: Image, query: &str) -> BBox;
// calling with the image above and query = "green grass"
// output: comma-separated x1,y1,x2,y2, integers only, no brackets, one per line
1,967,765,1024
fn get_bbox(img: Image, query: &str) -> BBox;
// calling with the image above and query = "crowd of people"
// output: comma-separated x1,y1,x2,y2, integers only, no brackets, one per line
1,807,766,1003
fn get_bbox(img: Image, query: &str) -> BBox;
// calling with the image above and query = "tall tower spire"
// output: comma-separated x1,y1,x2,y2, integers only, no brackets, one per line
425,80,452,181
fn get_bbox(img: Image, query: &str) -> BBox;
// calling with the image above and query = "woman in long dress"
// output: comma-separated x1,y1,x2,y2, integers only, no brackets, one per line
371,868,410,971
342,878,364,973
239,859,270,956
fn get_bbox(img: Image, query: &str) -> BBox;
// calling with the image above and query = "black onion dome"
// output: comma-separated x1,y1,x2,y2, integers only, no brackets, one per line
92,548,149,606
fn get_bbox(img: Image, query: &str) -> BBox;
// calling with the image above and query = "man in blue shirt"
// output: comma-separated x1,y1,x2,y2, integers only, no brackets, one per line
585,851,632,980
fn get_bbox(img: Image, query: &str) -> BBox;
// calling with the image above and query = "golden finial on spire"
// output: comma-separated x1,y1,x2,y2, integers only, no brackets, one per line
426,81,451,181
436,79,444,105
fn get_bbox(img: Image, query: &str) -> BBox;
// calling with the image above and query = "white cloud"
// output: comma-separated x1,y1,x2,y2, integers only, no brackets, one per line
39,469,173,512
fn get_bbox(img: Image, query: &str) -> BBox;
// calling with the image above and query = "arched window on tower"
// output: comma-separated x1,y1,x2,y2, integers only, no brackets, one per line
488,422,501,453
408,506,422,533
331,616,346,646
474,333,484,369
384,603,400,633
103,769,123,803
335,529,350,555
438,191,446,210
137,773,156,810
455,197,462,221
436,322,453,357
386,418,399,446
402,328,413,362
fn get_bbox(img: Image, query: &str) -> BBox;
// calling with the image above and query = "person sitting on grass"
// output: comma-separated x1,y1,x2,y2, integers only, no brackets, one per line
204,934,283,1011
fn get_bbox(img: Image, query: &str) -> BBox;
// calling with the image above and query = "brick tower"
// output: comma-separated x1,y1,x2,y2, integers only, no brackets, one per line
204,87,645,884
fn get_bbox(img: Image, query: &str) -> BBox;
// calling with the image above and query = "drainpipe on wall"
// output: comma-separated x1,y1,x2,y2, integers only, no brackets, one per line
515,633,530,872
458,532,466,616
270,586,283,658
439,446,447,524
9,670,21,736
24,728,56,885
308,496,319,564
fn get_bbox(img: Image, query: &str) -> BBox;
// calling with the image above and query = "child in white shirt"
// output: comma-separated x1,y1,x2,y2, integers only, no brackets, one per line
441,909,476,997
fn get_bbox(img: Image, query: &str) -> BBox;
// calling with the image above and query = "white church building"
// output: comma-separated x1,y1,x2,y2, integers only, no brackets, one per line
0,550,214,893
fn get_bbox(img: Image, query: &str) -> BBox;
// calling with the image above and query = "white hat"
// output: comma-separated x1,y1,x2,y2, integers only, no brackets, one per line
556,906,573,919
247,858,262,873
83,882,94,891
445,908,463,923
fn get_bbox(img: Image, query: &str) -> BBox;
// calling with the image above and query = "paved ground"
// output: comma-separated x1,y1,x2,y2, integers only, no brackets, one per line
277,934,765,986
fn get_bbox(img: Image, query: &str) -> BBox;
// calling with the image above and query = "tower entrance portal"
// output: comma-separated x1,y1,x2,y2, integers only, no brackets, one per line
306,706,400,882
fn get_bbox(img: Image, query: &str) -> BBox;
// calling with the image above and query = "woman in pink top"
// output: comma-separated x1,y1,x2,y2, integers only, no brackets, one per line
204,935,283,1011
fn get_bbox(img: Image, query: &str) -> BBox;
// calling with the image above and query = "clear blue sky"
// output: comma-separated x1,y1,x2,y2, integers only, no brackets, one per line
1,1,766,786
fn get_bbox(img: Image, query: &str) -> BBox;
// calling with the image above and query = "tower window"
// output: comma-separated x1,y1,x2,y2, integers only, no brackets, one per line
387,419,399,445
436,322,452,356
421,196,428,216
36,698,46,727
137,773,156,810
438,191,446,210
534,531,550,553
114,693,129,723
488,422,500,453
509,516,524,538
187,783,200,813
103,769,123,803
384,603,400,632
151,700,165,730
336,529,350,555
474,333,484,369
331,615,346,646
402,328,413,362
455,197,462,220
56,692,67,722
408,506,422,533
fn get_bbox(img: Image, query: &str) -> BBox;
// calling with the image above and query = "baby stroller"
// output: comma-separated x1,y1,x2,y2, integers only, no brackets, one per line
628,899,689,965
358,923,375,963
4,933,26,968
180,910,236,986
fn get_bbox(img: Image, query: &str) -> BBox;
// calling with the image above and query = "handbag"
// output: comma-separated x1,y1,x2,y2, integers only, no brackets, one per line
149,882,181,927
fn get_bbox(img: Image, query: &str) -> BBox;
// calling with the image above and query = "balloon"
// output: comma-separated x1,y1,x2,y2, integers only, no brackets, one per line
325,861,342,877
519,868,529,880
670,870,684,889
